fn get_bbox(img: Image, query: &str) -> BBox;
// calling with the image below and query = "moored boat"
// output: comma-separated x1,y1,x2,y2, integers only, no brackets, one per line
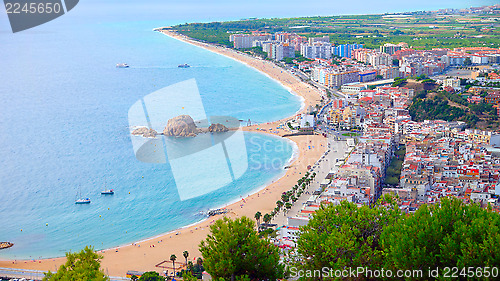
75,198,91,204
75,187,91,204
101,189,114,195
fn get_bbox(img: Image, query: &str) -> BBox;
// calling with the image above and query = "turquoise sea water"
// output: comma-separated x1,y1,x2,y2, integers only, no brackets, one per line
0,17,302,259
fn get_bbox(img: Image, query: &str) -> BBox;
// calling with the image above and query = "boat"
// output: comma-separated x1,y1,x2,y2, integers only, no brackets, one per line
75,187,91,204
101,179,114,195
206,208,228,217
101,189,114,195
178,63,190,68
116,63,129,68
75,198,91,204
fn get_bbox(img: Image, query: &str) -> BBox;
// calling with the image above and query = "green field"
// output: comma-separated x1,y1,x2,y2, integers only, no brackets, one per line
171,12,500,49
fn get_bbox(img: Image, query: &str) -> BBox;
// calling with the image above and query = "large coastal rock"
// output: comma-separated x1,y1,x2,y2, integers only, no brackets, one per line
163,115,199,137
132,127,158,138
208,123,229,133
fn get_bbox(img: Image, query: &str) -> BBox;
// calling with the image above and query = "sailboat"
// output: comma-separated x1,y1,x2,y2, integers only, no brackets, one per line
101,179,114,195
75,187,91,204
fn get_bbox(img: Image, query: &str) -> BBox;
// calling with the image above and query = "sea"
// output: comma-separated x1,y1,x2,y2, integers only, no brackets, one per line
0,3,302,259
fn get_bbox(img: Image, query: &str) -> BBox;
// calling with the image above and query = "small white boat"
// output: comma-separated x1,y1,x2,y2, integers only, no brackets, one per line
178,63,190,68
101,179,114,195
75,187,91,204
101,189,114,195
116,63,129,68
75,198,91,204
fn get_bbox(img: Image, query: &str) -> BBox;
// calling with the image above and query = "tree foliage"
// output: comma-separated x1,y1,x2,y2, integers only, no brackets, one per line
381,197,500,278
296,197,401,279
43,246,109,281
409,93,479,126
138,271,165,281
297,197,500,280
199,217,284,280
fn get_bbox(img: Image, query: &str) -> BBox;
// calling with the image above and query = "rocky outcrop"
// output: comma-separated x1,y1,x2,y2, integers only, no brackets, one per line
143,129,158,138
132,127,158,138
163,115,199,137
208,123,229,133
0,242,13,250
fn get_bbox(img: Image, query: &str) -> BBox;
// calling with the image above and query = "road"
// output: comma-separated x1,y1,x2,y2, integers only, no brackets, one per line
272,138,348,227
0,267,129,281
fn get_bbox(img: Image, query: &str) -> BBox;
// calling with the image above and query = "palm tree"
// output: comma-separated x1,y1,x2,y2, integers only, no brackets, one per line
263,213,272,225
276,200,284,209
196,257,203,272
183,251,189,269
254,211,262,227
170,254,177,277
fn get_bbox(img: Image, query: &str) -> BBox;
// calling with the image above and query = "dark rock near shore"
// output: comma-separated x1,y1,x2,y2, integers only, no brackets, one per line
208,123,229,133
132,127,158,138
0,242,13,250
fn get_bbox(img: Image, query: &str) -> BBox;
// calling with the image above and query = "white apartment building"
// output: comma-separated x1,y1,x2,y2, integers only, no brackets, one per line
369,52,392,66
230,34,272,49
472,55,489,65
301,43,332,60
308,35,329,44
443,78,461,88
271,43,295,61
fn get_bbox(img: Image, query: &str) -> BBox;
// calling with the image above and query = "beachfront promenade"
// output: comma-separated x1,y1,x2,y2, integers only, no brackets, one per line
273,138,348,227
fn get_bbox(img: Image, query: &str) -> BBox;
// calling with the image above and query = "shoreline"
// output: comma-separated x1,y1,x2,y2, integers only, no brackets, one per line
0,28,326,277
159,29,320,118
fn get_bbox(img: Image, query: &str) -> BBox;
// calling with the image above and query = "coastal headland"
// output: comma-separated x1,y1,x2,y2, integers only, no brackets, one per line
0,28,326,277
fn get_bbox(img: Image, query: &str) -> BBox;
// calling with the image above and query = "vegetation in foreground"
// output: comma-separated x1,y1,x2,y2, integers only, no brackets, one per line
199,217,284,280
45,196,500,280
43,246,108,281
295,196,500,280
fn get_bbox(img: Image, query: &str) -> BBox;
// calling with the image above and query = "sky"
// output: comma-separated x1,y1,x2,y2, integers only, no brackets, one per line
0,0,498,31
93,0,498,21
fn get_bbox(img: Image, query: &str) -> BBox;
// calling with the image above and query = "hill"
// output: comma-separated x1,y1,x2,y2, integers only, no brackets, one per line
408,90,499,129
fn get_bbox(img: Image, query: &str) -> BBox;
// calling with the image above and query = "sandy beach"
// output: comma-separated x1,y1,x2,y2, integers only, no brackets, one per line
0,29,326,277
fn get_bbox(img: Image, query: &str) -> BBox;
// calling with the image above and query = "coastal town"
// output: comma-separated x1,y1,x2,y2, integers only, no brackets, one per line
219,25,500,249
2,3,500,281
